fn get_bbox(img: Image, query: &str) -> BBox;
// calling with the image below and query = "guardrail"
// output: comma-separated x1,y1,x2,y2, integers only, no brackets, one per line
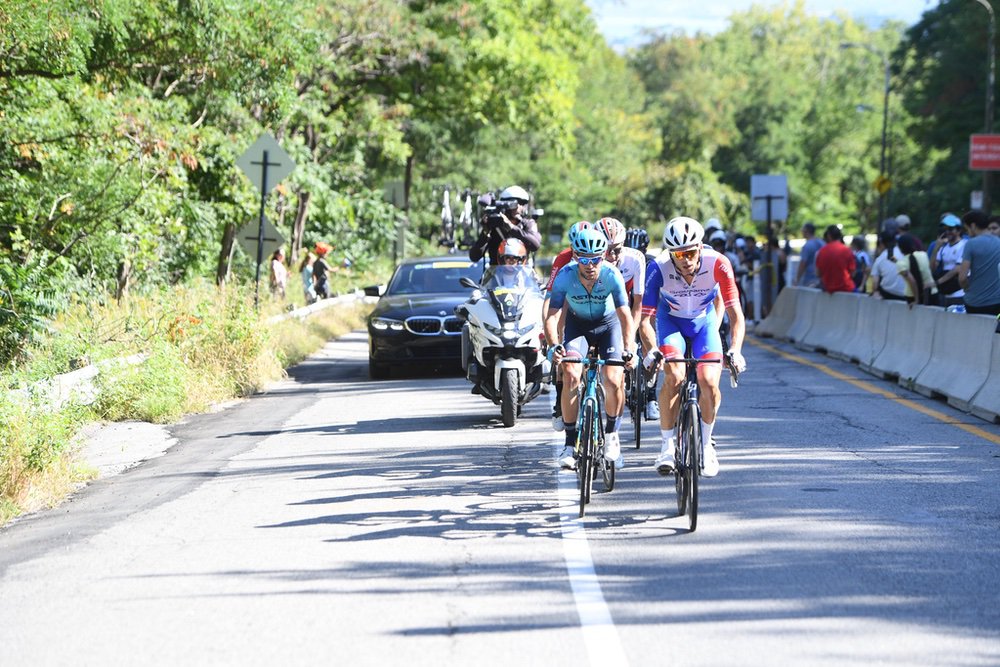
755,287,1000,423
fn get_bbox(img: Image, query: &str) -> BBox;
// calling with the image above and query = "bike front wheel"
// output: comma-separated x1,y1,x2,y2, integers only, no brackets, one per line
578,402,596,517
679,402,700,532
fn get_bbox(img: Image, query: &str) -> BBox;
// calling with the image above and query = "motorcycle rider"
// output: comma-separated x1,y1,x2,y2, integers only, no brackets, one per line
545,228,636,470
469,185,542,266
639,217,747,478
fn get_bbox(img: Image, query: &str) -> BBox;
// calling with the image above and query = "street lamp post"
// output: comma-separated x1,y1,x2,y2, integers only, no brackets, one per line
841,42,890,229
972,0,995,212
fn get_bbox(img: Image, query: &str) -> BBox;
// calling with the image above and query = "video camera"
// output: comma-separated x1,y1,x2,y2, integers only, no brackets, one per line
483,199,520,227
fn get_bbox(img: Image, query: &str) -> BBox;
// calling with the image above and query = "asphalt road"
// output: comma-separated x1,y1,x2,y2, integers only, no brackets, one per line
1,331,999,666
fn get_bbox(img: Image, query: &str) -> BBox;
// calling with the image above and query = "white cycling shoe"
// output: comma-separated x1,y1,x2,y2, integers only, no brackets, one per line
603,432,621,462
654,439,675,476
558,446,577,470
702,441,719,477
645,400,660,421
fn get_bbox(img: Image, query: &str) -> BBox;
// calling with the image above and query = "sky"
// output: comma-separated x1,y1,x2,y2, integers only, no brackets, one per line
586,0,939,49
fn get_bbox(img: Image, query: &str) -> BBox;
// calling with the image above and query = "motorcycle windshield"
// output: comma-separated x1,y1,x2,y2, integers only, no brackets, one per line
484,266,543,323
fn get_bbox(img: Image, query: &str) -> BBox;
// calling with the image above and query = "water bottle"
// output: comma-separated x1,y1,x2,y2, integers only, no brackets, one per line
946,304,966,314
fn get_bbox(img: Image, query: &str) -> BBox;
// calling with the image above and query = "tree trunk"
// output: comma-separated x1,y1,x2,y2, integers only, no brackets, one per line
292,190,311,265
216,222,236,285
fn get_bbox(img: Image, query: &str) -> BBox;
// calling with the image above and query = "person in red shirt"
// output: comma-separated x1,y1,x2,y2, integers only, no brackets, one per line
815,225,857,294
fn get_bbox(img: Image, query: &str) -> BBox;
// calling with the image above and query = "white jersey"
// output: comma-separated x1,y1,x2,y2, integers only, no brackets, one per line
615,246,646,295
641,247,739,320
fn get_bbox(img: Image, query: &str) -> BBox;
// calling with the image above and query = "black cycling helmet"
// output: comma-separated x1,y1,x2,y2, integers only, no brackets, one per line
625,227,650,252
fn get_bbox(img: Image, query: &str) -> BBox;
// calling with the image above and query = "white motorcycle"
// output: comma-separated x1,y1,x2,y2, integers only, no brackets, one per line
456,265,546,427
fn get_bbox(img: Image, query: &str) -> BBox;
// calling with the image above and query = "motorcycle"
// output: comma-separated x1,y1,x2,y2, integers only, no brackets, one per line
455,265,546,427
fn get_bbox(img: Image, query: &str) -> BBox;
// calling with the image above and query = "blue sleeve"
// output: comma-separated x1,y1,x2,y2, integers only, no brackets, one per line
642,261,663,310
549,265,570,309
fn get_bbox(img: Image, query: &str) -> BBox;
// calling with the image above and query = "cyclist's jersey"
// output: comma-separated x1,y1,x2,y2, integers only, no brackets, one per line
546,247,645,296
641,247,739,320
549,262,628,321
545,248,574,292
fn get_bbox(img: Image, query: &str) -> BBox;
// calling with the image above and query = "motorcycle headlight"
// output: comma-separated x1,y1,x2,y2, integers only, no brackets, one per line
484,322,503,336
371,317,405,332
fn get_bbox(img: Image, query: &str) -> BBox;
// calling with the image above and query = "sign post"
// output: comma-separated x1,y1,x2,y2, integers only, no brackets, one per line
750,174,788,320
236,133,296,309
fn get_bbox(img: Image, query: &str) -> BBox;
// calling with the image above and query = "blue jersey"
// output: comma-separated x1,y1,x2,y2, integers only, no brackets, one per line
549,262,628,321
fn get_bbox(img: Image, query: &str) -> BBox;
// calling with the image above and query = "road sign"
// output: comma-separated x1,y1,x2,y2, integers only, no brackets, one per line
873,175,892,194
970,134,1000,170
750,174,788,222
236,133,295,194
237,215,284,260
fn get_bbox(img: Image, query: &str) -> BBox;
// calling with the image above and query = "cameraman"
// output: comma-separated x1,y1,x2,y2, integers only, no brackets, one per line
469,185,542,265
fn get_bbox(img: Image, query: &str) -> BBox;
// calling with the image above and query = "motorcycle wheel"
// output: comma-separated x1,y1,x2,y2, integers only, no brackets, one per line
500,368,518,427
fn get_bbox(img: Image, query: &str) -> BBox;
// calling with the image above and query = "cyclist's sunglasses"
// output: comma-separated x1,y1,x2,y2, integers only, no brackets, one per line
670,247,700,261
605,244,624,258
576,255,603,266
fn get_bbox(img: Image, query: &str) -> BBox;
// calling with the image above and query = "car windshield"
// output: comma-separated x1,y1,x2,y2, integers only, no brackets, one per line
387,260,482,295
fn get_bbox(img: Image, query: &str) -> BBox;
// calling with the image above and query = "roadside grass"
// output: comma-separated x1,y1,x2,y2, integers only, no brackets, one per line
0,267,383,526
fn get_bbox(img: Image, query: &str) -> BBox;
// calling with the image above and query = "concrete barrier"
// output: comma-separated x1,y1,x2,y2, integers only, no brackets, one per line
755,286,797,339
970,328,1000,423
785,287,822,344
912,311,996,409
796,291,862,356
837,295,892,369
867,301,935,382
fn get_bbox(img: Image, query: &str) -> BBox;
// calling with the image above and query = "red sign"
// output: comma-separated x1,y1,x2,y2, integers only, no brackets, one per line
970,134,1000,170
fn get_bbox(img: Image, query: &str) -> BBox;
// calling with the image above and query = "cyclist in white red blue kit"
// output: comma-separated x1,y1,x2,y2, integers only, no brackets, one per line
545,228,636,470
638,217,747,477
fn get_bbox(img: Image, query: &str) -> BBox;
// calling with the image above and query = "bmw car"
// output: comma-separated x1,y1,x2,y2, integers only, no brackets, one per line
365,256,483,379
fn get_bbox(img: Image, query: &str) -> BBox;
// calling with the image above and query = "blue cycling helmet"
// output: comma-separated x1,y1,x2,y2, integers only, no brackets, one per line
567,220,593,245
571,228,608,256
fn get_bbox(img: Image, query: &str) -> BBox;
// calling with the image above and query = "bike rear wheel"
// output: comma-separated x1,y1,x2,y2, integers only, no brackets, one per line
632,363,644,448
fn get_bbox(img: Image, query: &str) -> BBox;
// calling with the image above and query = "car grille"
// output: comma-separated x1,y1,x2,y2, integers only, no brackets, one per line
405,316,463,336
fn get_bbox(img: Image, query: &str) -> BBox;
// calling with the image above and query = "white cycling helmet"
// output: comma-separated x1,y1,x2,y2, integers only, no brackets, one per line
567,220,593,245
498,185,530,204
663,216,705,250
595,217,626,245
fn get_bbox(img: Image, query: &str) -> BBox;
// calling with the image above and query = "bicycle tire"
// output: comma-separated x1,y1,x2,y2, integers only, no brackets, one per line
632,363,644,448
597,392,615,492
683,402,700,532
578,401,595,517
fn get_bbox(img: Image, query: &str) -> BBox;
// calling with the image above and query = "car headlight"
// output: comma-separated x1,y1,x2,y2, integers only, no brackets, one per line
371,317,405,332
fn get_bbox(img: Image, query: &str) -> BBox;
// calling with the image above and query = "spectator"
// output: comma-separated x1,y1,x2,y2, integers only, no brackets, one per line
850,236,872,292
989,216,1000,236
794,222,824,288
767,235,788,292
957,211,1000,315
815,225,856,294
896,234,937,306
895,213,923,251
468,185,542,266
313,242,333,299
931,215,967,307
269,248,288,298
870,231,909,301
881,217,900,236
299,252,318,304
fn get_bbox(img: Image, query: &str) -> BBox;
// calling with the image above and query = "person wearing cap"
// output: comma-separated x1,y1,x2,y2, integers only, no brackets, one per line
895,213,924,251
469,185,542,266
956,210,1000,315
931,214,968,307
794,222,824,288
815,225,856,294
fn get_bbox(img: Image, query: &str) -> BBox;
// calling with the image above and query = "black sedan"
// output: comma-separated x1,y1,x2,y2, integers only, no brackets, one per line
365,256,483,379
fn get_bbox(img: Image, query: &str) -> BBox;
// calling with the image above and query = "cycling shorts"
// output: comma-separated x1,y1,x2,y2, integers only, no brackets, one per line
655,308,723,360
562,311,625,362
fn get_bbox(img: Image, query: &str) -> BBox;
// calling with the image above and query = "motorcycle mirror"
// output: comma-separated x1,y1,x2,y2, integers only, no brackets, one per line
459,277,479,289
531,208,544,218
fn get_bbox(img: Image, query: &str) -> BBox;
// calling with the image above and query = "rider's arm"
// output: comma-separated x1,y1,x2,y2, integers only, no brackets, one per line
714,255,744,353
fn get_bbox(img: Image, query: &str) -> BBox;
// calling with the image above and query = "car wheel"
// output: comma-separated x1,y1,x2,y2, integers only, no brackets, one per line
369,358,389,380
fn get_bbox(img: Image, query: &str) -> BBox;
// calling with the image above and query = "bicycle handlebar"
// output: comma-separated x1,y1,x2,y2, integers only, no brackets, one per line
644,350,740,388
562,357,628,367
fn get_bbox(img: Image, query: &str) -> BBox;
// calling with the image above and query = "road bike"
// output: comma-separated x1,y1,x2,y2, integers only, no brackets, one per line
456,188,478,250
437,185,456,253
624,350,646,448
648,347,739,532
564,347,627,518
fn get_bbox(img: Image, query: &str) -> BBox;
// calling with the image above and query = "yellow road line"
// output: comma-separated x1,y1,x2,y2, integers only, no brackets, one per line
749,337,1000,445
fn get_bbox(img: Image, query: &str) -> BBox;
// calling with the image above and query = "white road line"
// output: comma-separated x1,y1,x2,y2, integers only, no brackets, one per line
554,436,629,666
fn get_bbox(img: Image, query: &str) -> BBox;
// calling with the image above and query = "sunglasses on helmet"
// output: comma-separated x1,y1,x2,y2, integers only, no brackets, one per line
576,255,603,266
670,247,699,261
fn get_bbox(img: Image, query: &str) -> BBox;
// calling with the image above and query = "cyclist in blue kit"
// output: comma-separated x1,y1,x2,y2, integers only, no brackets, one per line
544,228,636,470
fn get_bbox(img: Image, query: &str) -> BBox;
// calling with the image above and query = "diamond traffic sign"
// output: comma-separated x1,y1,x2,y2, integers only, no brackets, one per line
237,215,285,260
236,133,295,194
